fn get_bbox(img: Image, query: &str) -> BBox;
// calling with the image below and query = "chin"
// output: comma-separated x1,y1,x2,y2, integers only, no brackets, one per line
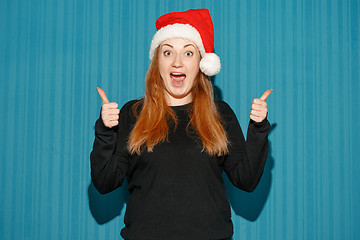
169,89,190,97
166,88,192,101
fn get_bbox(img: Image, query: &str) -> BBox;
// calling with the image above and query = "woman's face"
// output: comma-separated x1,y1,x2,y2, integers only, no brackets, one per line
158,38,201,106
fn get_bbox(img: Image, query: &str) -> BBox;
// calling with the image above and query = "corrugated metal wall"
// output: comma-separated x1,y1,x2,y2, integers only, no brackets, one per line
0,0,359,239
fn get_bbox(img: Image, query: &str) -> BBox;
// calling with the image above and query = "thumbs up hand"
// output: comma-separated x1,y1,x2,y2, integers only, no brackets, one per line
250,89,273,123
97,87,120,128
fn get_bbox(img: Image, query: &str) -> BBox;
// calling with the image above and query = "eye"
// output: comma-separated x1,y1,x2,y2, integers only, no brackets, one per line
185,51,193,57
163,50,172,56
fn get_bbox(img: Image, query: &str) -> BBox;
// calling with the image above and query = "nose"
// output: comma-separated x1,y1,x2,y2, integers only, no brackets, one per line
172,53,183,68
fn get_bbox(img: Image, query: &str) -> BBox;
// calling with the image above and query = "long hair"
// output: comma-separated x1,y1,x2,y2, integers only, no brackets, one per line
127,47,229,156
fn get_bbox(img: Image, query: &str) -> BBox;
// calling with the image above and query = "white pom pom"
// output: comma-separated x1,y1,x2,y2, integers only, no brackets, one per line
199,53,221,76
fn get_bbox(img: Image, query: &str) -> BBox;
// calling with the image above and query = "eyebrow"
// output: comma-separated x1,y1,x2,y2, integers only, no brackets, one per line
162,44,173,48
184,44,196,49
161,43,196,49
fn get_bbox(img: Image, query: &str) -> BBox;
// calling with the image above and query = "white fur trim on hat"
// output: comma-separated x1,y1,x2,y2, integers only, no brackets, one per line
149,23,206,59
200,53,221,76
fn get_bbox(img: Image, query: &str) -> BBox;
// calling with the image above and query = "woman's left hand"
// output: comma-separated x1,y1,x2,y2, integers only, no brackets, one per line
250,89,273,123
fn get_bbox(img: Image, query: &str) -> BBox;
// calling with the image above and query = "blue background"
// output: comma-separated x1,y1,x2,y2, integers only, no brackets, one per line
0,0,359,239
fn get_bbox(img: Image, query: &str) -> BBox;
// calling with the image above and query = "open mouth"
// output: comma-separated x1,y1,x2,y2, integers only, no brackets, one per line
170,72,186,86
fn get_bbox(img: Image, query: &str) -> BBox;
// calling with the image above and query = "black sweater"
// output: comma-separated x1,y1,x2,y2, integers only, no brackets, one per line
90,100,270,240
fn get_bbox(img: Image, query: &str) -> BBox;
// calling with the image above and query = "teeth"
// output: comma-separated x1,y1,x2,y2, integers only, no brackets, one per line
172,73,183,76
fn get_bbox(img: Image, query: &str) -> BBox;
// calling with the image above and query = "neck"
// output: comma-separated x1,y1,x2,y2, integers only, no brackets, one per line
165,92,193,106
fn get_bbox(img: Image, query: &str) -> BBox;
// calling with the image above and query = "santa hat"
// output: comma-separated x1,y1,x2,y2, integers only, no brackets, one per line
149,9,221,76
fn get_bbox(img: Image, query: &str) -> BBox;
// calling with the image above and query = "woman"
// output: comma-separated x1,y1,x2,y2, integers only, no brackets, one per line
91,9,272,240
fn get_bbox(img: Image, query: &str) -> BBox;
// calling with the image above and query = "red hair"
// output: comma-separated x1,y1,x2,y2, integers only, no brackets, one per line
128,48,228,156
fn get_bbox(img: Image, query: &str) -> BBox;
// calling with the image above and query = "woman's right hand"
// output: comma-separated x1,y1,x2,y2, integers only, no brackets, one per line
97,87,120,128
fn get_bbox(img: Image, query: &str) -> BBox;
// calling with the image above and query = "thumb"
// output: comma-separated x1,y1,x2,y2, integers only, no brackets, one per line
97,87,110,104
260,89,273,101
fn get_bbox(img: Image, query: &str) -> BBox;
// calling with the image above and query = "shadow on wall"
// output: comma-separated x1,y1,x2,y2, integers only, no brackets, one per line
225,124,276,221
88,181,129,224
211,76,223,101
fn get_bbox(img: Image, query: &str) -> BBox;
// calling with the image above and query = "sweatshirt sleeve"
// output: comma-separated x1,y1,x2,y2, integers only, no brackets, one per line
90,101,135,194
219,101,270,192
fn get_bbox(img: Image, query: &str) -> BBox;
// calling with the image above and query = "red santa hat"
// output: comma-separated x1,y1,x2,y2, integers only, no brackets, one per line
149,9,221,76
